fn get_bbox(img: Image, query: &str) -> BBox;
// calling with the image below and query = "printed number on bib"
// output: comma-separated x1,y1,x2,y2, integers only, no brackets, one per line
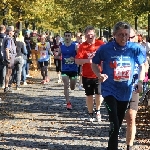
64,58,74,64
114,66,131,82
40,50,47,59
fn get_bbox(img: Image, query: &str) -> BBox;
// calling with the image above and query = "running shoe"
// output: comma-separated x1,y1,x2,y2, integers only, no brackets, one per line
58,79,62,83
78,85,84,91
4,87,13,93
26,74,32,78
41,80,46,84
46,77,50,82
16,86,21,90
95,112,101,123
85,113,95,122
66,102,72,110
23,82,28,85
85,116,95,122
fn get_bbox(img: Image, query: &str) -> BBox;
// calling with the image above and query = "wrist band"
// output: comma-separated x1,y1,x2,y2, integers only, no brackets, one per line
138,80,143,83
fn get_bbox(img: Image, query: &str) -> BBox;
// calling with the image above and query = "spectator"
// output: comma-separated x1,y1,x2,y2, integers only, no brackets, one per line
0,25,6,88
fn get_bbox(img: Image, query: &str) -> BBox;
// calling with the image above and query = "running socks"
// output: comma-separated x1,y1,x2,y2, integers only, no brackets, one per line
127,145,132,150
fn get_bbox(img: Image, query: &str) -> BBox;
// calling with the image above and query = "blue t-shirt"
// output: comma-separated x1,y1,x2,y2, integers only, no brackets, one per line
61,43,78,72
92,41,145,101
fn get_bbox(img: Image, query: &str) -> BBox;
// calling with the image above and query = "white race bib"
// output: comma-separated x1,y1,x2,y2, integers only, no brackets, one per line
114,66,131,82
39,50,48,59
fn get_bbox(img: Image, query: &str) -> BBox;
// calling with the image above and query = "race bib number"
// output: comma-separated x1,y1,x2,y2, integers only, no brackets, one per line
114,66,131,82
39,50,47,59
64,58,74,64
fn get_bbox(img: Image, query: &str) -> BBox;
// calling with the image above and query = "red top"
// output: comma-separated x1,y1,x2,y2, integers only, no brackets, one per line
76,40,104,78
51,42,62,60
51,42,62,51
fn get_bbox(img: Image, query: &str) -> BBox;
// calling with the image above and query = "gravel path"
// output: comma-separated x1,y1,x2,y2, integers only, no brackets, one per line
0,70,149,150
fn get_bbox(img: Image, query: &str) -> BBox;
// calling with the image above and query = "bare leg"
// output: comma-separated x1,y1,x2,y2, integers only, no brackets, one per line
62,76,70,103
86,95,94,114
125,92,139,147
95,94,103,110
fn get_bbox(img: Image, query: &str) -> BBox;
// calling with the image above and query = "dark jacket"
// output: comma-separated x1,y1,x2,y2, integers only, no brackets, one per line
0,33,6,39
0,33,6,60
15,41,27,60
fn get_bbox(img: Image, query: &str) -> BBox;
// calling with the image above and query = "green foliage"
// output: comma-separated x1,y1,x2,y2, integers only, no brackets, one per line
0,0,149,32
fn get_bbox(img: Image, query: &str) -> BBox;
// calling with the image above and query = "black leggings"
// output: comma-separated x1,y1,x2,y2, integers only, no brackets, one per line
104,95,129,150
38,61,48,80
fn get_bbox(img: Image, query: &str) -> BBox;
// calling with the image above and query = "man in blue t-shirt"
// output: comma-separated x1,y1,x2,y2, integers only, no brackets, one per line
59,31,78,110
92,21,145,150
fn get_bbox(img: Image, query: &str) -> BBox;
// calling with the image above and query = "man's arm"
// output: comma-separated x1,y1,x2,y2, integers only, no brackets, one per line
135,63,145,93
75,58,92,65
92,63,108,82
91,63,101,78
92,47,108,82
138,63,145,81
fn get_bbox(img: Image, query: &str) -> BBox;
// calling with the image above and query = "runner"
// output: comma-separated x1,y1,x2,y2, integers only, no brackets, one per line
35,34,51,84
137,35,149,92
75,26,104,122
51,35,62,83
91,21,145,150
59,31,78,110
125,28,147,150
74,32,85,90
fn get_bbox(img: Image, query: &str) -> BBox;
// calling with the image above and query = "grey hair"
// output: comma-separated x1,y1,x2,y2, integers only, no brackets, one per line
113,21,131,34
84,25,95,33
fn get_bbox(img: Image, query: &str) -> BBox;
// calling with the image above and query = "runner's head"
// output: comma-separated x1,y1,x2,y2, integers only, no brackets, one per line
84,25,95,44
76,32,82,42
129,28,138,42
40,34,46,43
0,24,6,33
113,21,130,46
138,34,143,43
64,31,72,43
55,35,60,43
6,26,15,37
80,34,85,43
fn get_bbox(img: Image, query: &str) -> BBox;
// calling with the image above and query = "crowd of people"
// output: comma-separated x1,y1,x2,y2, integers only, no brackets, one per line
0,22,150,150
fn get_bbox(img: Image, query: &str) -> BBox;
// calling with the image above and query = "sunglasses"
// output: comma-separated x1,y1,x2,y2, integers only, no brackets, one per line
117,33,129,38
129,35,135,39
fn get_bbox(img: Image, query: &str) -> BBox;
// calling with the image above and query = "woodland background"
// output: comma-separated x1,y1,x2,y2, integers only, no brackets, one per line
0,0,150,36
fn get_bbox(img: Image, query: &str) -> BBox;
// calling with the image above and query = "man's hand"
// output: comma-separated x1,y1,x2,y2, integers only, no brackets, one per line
87,58,92,63
98,74,108,82
134,82,143,93
70,57,75,61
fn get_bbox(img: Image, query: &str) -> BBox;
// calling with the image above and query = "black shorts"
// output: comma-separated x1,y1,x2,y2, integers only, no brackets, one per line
82,76,100,96
54,59,61,72
61,71,77,79
38,61,48,68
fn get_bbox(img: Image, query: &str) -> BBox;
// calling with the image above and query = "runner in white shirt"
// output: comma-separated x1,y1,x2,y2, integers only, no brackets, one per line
35,34,51,84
